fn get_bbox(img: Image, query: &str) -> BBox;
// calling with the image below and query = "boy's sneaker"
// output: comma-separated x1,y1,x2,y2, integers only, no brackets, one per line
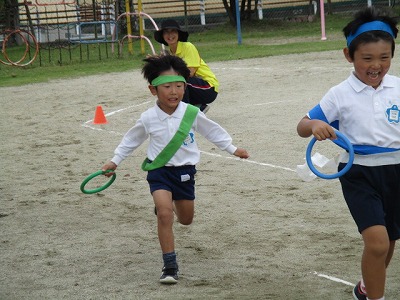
352,281,367,300
159,266,178,284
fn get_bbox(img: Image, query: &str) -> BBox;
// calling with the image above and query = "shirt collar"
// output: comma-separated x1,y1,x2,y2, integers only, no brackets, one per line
380,73,396,88
175,41,183,56
348,71,395,92
155,101,187,121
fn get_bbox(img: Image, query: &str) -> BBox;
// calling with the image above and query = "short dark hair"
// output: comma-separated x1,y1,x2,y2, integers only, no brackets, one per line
343,6,398,59
141,53,190,84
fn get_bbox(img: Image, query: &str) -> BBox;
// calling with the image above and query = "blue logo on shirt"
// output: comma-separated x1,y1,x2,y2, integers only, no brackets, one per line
386,105,400,123
183,132,195,145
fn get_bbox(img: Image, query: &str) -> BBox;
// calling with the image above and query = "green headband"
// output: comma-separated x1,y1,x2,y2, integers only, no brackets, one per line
151,75,186,86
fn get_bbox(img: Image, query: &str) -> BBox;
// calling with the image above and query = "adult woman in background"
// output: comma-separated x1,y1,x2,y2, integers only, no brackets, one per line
154,19,219,113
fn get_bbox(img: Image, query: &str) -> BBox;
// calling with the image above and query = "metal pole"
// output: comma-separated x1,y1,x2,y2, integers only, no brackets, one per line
235,0,242,45
319,0,327,40
138,0,145,54
125,0,133,54
200,0,206,25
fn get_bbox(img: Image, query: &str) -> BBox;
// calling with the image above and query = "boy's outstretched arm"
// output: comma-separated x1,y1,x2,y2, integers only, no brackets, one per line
234,148,250,159
297,116,337,141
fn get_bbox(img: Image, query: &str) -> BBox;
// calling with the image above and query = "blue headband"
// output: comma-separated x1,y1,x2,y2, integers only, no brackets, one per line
346,20,395,47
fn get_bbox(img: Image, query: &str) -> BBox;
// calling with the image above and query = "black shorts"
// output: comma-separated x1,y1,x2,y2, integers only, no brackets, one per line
182,77,218,105
339,163,400,240
146,165,196,200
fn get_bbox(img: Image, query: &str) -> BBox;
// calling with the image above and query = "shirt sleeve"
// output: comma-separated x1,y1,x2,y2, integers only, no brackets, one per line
111,117,149,165
194,112,237,155
308,88,340,130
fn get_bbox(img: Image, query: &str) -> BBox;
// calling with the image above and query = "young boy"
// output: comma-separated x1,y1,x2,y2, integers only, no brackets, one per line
297,7,399,300
101,54,249,284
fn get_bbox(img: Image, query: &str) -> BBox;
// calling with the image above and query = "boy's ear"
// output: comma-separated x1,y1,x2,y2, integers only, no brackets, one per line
343,47,353,63
148,85,157,95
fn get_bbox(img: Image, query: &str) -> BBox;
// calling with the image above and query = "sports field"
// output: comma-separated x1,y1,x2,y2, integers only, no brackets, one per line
1,50,399,299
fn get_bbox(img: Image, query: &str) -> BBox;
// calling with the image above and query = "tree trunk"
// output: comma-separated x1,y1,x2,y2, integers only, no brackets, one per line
222,0,257,25
5,0,19,29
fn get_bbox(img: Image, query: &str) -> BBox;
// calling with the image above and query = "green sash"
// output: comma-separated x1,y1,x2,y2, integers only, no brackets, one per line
141,104,200,171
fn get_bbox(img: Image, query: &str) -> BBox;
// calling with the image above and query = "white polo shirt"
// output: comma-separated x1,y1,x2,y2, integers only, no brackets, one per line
308,72,400,166
111,101,237,166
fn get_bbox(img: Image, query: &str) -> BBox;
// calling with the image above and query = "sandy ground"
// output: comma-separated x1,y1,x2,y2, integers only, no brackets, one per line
1,50,399,300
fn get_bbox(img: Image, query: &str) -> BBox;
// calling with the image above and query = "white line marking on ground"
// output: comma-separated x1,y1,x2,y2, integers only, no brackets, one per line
241,100,296,107
213,67,264,70
312,271,355,286
200,151,295,172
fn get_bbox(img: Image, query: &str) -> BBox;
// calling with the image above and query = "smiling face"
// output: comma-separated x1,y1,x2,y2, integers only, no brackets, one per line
149,69,186,115
344,39,392,89
162,28,179,46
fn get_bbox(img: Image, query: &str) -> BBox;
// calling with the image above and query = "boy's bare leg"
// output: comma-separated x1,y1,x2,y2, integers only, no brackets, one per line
153,190,175,253
361,225,390,299
153,191,195,252
174,199,194,225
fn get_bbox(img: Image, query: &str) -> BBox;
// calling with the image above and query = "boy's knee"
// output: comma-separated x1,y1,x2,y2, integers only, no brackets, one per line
364,237,390,258
178,215,193,225
368,241,390,257
362,225,390,257
157,209,174,225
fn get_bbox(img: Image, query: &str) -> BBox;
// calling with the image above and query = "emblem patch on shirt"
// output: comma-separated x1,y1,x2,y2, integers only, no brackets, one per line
183,132,195,146
386,104,400,123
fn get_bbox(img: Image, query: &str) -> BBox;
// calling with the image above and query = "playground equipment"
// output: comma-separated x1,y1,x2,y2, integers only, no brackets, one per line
0,28,39,66
0,0,162,66
111,10,162,56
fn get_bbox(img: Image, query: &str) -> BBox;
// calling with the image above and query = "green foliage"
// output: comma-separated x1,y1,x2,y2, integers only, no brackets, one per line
0,13,354,87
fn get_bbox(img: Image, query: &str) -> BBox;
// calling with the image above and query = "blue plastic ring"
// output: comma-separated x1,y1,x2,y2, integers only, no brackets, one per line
306,131,354,179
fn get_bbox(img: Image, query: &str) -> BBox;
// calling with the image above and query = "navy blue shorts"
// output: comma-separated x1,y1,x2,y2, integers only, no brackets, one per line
146,165,196,200
339,163,400,240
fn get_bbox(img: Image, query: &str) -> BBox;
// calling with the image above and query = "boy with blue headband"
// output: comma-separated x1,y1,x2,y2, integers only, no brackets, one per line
297,7,399,300
101,54,249,284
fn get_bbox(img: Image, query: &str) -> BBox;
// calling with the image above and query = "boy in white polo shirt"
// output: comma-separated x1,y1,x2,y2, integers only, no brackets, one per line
297,7,399,300
101,54,249,284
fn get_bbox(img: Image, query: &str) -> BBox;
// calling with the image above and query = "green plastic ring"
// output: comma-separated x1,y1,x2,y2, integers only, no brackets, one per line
80,170,116,194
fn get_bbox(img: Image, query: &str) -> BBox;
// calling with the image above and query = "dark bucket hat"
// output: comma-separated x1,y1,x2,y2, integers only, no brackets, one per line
154,19,189,46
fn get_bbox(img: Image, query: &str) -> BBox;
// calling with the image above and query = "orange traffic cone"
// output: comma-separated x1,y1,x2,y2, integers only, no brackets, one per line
93,105,108,124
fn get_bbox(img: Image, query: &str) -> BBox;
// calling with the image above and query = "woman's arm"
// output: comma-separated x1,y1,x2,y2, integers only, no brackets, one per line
188,67,198,77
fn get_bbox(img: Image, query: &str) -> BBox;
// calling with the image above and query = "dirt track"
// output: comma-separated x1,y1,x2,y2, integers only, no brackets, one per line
1,50,399,299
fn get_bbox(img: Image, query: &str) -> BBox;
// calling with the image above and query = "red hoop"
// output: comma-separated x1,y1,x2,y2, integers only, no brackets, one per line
1,29,39,67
